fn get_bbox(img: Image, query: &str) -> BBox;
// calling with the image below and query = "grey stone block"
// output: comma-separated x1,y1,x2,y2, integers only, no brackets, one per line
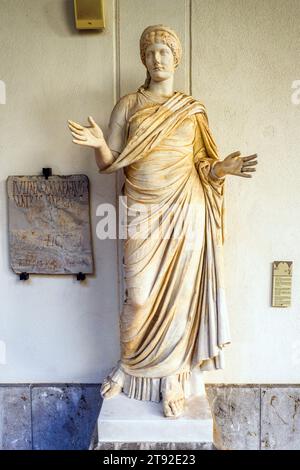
32,384,102,450
0,386,31,450
206,385,260,450
261,386,300,450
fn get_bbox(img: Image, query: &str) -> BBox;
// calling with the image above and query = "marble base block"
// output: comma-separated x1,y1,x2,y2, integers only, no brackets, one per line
93,393,213,450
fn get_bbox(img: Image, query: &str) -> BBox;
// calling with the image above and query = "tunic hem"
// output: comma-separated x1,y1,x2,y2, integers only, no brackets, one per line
107,363,192,403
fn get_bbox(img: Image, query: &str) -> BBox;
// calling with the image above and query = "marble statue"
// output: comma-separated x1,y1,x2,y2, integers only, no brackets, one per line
68,25,257,418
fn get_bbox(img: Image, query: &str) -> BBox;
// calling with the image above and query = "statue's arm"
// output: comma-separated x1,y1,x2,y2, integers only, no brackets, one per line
105,97,129,160
194,112,258,179
67,96,129,172
94,137,117,172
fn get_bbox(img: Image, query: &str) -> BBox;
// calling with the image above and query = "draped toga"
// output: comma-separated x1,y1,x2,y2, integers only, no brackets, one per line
100,87,230,402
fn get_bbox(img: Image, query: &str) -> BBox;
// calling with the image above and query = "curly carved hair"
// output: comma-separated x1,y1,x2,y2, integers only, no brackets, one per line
140,25,182,69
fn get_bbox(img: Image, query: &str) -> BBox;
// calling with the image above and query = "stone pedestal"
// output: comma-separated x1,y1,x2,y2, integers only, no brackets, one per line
92,393,213,450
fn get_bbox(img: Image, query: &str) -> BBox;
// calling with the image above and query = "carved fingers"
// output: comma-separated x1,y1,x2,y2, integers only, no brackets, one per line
68,119,84,131
68,119,89,146
68,117,104,147
228,151,241,159
88,116,97,127
240,153,258,178
70,131,87,141
223,151,258,178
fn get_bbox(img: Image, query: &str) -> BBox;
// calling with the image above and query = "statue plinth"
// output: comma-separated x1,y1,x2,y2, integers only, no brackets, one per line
91,393,213,450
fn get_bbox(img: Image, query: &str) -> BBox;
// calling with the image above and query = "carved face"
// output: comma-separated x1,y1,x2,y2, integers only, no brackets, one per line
145,42,175,82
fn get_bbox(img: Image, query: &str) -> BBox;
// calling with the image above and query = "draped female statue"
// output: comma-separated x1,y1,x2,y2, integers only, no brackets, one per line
68,25,257,418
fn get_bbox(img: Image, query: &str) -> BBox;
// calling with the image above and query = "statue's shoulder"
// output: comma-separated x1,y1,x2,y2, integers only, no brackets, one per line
114,93,138,112
110,93,138,126
190,95,207,113
176,91,207,114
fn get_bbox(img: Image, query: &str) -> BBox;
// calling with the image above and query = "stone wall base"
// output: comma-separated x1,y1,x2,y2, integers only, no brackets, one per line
0,384,299,450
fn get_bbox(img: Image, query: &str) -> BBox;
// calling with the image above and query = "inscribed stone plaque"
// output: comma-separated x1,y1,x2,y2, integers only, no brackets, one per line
271,261,292,307
7,175,94,275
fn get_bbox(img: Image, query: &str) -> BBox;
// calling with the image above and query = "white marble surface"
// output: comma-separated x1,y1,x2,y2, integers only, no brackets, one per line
97,393,213,444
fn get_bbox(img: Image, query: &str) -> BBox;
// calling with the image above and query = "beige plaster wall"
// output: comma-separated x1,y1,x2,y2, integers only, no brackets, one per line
0,0,120,382
192,0,300,383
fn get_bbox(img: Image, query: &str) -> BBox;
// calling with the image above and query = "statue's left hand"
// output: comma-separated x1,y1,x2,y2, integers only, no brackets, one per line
215,152,258,178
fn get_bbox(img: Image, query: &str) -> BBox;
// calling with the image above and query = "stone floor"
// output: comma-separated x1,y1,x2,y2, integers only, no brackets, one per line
0,384,299,450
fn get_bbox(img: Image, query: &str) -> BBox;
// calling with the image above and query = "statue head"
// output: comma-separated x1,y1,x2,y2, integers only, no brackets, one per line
140,25,182,89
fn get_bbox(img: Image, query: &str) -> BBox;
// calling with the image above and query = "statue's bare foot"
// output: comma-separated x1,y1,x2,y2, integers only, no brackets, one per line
163,396,185,418
100,378,122,399
161,375,185,418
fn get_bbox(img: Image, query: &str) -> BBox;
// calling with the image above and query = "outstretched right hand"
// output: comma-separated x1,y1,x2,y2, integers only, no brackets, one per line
68,116,105,148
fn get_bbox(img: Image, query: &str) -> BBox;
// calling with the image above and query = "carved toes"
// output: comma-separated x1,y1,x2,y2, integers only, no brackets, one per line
163,397,185,418
100,379,122,399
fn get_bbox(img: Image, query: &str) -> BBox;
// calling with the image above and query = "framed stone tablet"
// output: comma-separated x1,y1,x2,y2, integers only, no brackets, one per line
7,175,94,275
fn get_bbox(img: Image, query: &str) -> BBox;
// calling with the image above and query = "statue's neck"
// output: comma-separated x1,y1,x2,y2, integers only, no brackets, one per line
147,77,174,98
